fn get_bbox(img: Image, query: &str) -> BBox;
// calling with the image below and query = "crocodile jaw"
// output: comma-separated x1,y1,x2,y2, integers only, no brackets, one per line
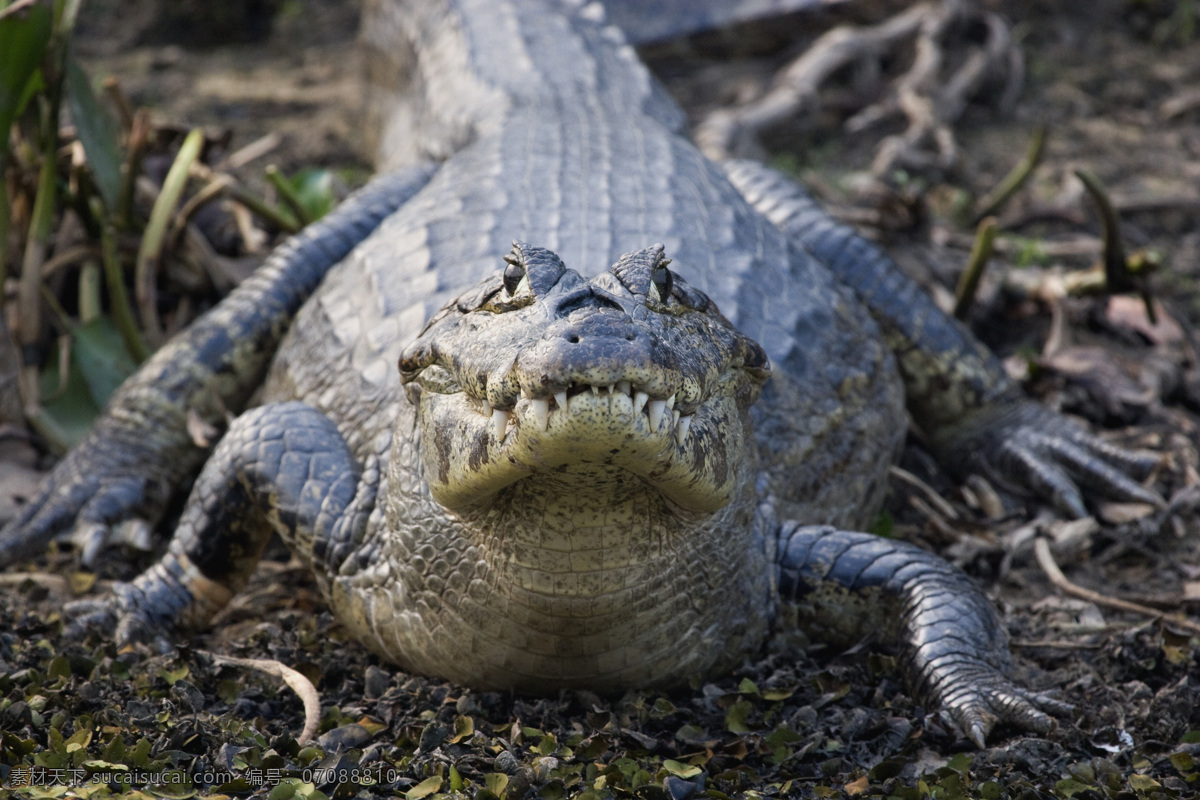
413,372,757,513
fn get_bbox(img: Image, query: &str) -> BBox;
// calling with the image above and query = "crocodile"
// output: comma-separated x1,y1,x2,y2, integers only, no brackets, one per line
0,0,1162,747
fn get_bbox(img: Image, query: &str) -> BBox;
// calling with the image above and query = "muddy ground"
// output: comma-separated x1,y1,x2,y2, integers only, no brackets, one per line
2,0,1200,797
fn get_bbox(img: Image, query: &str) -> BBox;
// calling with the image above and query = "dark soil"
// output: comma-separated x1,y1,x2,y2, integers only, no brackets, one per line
3,1,1200,797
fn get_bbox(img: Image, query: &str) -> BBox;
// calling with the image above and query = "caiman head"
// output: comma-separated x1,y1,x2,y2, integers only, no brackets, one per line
398,242,771,514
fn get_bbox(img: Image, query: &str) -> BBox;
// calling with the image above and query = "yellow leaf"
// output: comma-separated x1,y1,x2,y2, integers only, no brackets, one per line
486,773,510,795
844,775,869,795
451,715,475,743
405,775,442,799
662,759,702,779
69,571,97,594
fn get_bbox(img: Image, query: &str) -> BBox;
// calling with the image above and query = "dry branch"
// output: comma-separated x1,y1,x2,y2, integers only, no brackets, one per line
696,0,1021,177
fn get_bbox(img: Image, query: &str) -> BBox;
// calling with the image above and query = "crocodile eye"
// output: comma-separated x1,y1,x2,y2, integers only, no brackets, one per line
648,261,673,303
502,256,526,295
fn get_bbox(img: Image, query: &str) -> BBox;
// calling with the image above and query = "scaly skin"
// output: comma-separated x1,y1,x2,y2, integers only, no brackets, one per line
1,0,1162,747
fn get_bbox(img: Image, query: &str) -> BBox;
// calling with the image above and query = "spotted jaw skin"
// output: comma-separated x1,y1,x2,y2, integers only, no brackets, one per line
399,242,770,514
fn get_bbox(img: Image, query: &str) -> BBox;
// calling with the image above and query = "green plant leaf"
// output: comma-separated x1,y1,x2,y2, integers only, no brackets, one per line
33,316,136,451
287,168,335,221
35,345,101,452
0,0,52,146
66,55,122,209
73,315,137,408
725,699,754,734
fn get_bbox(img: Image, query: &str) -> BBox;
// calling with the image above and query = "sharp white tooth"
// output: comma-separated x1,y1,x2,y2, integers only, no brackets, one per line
616,380,631,396
555,391,568,412
590,384,600,396
531,398,550,431
666,393,676,410
648,399,666,429
672,409,680,428
482,399,492,417
612,389,633,419
676,414,693,444
491,408,510,441
521,386,531,400
633,391,649,415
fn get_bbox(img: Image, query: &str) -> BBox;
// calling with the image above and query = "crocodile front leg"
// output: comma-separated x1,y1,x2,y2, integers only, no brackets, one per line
724,159,1161,516
776,524,1072,747
0,165,435,567
67,402,378,649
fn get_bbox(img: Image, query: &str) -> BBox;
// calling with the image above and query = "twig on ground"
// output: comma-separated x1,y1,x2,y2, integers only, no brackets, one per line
693,0,1020,174
696,2,930,160
869,2,1016,175
216,131,282,172
190,162,300,233
1159,87,1200,120
890,465,960,520
38,243,99,280
209,654,322,744
1033,535,1200,636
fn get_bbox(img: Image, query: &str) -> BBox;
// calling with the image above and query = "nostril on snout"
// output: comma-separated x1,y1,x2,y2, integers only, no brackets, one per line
567,334,581,344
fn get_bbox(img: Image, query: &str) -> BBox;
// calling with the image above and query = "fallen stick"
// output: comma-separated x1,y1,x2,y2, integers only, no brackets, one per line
1033,535,1200,637
209,654,323,744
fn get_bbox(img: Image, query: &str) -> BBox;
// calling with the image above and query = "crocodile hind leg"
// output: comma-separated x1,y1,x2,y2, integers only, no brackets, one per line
724,158,1162,516
776,523,1072,747
66,402,378,649
0,164,435,568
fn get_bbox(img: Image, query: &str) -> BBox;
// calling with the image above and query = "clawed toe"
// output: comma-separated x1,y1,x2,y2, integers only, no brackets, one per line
62,597,120,641
942,681,1072,748
63,585,175,654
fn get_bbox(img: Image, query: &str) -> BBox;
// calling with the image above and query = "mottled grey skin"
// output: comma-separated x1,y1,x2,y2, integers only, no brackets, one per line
0,0,1160,747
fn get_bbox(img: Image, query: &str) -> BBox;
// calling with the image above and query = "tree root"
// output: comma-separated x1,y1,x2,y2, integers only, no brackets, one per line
695,0,1022,176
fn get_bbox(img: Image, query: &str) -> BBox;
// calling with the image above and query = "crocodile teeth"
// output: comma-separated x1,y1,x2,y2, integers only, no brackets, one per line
676,414,693,444
491,408,510,441
485,381,692,437
612,389,633,417
633,391,649,415
648,399,667,429
530,398,550,431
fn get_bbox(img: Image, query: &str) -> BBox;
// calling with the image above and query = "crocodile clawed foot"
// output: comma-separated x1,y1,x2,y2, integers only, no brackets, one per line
947,402,1163,518
64,582,177,654
0,441,170,569
939,675,1074,749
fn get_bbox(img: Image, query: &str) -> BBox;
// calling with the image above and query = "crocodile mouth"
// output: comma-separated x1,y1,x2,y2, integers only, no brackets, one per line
475,380,694,445
409,365,756,515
